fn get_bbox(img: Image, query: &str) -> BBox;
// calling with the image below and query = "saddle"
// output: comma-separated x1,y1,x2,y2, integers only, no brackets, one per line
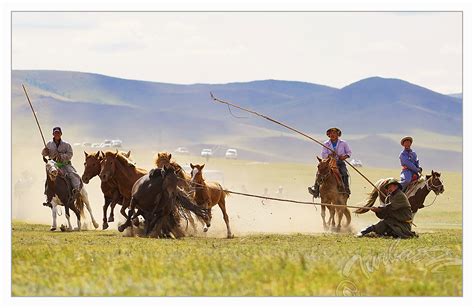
328,158,344,190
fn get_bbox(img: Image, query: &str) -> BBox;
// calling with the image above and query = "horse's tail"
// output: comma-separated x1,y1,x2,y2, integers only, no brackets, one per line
76,195,86,219
344,207,351,226
354,179,384,214
175,188,209,223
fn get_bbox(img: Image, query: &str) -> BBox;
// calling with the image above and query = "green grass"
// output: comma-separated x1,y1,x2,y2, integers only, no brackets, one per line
12,222,462,296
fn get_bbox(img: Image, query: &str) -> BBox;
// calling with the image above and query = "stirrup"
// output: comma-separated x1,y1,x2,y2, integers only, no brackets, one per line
43,202,52,208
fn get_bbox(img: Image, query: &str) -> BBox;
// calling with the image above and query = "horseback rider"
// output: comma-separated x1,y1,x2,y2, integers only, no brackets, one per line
41,127,82,207
308,127,352,198
356,178,417,238
399,136,422,192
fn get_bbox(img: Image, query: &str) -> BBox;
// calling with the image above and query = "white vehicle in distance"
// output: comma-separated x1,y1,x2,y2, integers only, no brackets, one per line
225,148,238,159
200,148,213,157
350,159,363,167
91,143,101,148
111,139,122,147
175,147,190,155
101,140,113,148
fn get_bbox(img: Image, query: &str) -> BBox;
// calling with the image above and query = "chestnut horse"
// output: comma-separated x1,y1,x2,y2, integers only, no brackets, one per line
82,150,131,229
190,163,232,238
316,156,351,231
354,170,445,216
99,150,148,226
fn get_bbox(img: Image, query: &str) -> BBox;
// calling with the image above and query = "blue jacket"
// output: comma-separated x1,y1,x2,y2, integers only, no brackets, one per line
399,149,420,173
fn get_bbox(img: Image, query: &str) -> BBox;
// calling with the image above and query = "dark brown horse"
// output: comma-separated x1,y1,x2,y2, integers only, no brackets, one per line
155,152,197,231
316,157,351,231
190,163,232,238
82,150,131,229
155,152,192,193
354,170,445,216
99,150,148,225
119,166,209,238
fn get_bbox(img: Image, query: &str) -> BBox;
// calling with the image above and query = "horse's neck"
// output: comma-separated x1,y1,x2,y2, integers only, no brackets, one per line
194,178,210,202
408,181,430,205
114,161,143,185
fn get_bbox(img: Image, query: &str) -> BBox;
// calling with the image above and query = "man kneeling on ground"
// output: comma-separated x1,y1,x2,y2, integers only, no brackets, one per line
356,178,417,239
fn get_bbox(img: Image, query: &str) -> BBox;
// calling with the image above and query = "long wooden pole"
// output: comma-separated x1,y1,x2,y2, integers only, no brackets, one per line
22,84,47,148
210,92,385,197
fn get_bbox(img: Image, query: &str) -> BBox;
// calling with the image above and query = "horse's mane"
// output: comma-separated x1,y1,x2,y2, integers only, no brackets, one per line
105,151,136,167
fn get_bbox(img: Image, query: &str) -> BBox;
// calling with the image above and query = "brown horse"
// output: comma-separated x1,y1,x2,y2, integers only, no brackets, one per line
190,163,233,238
99,150,148,224
316,156,351,231
82,150,131,229
354,170,445,216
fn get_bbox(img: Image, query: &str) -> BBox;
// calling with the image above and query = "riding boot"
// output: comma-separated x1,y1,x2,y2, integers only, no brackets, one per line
342,176,351,195
356,225,375,237
43,180,53,208
72,187,81,200
308,184,320,198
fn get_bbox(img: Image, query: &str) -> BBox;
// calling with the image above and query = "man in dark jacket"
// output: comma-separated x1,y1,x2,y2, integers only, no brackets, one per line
356,178,417,239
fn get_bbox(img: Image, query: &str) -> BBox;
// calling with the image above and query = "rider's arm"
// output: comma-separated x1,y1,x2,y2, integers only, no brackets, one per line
59,143,73,162
400,151,420,173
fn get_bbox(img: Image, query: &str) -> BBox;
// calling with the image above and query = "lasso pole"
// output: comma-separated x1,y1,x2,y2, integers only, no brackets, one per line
22,84,47,148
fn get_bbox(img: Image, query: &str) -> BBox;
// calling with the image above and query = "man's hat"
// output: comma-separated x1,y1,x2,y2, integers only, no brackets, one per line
384,178,402,190
52,127,62,134
326,127,342,137
400,136,413,146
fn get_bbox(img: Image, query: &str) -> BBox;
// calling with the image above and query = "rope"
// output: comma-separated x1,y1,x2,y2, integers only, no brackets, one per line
178,174,373,210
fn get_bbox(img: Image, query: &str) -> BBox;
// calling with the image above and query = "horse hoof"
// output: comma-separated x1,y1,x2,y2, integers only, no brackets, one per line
203,227,209,232
93,222,99,229
118,225,126,232
50,227,56,231
227,234,234,239
132,218,140,227
108,217,114,223
102,222,109,230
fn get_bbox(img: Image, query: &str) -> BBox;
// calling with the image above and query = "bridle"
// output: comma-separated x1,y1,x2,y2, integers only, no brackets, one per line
425,175,444,195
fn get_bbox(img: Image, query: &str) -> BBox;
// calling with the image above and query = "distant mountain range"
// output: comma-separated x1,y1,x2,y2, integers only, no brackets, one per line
11,70,462,171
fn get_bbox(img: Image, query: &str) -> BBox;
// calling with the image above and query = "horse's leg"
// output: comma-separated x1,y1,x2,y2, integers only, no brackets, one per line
218,196,233,238
102,196,110,230
108,191,121,222
71,204,81,231
51,202,57,231
118,198,133,233
335,208,344,232
329,205,336,230
203,203,212,232
320,202,328,231
81,188,99,229
64,206,73,231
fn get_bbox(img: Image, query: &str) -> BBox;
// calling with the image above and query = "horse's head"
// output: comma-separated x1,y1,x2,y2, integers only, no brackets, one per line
155,152,172,168
162,165,179,196
426,170,445,195
43,156,59,182
82,151,103,184
316,156,332,176
190,163,205,184
99,150,118,182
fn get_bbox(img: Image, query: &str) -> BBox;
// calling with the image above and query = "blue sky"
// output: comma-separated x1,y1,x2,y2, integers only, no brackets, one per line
12,11,462,93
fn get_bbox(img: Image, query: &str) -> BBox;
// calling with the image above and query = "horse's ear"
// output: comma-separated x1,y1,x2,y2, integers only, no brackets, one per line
168,153,172,160
431,170,435,176
124,150,131,158
42,156,48,163
100,151,105,158
114,149,119,157
84,151,89,158
190,163,194,169
200,164,205,170
95,151,101,159
317,156,322,162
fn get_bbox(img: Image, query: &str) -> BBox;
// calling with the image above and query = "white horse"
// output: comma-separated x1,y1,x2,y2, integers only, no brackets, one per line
44,158,99,231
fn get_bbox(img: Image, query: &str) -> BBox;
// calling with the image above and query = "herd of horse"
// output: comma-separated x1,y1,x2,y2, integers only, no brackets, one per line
42,150,445,238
